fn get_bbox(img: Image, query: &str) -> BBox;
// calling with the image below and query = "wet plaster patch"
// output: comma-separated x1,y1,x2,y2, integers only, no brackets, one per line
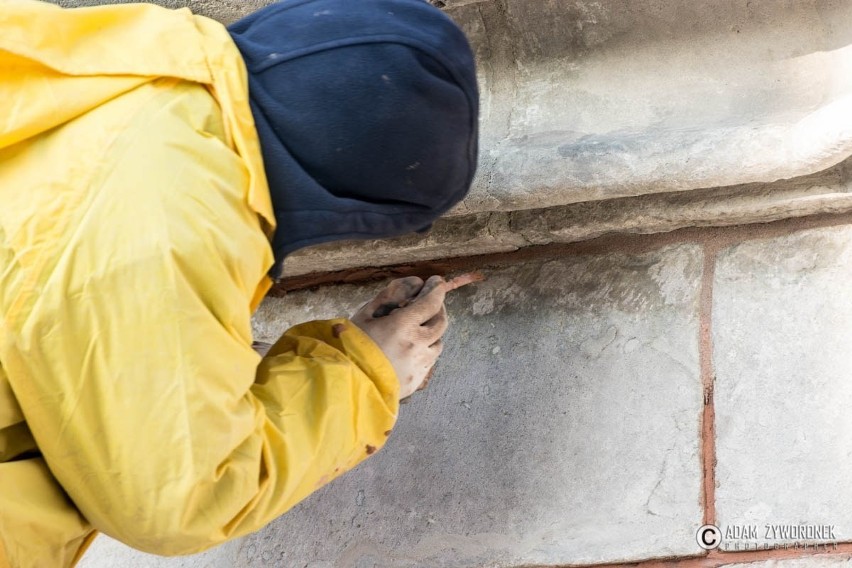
714,225,852,547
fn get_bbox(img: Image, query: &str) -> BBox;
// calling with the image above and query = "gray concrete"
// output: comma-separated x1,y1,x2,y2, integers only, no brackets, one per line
81,243,706,566
714,225,852,546
723,559,852,568
447,0,852,215
282,157,852,276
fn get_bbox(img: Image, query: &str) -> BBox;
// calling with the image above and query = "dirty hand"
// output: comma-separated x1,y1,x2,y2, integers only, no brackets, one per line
350,276,448,399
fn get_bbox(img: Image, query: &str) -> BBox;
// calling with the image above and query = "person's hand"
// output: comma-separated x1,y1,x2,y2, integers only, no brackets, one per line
350,276,449,399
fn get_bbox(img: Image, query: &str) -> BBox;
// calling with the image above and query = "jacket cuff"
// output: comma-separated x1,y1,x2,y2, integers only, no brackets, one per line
274,318,400,416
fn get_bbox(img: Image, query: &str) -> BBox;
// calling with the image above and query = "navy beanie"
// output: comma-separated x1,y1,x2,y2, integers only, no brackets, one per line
228,0,479,279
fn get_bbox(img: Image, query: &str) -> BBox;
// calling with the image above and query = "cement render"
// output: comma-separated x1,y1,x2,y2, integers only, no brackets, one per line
713,225,852,546
281,158,852,277
723,559,852,568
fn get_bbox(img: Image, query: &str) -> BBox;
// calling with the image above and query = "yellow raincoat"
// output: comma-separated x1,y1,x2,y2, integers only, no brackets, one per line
0,2,400,566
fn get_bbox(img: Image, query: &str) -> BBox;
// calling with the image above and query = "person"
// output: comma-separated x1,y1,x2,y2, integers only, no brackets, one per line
0,0,479,566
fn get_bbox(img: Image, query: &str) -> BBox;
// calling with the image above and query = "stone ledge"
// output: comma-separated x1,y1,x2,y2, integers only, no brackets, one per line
446,0,852,215
281,157,852,277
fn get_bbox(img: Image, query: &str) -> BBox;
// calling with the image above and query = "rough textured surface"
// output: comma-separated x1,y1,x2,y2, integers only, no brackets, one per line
281,158,852,276
722,559,852,568
714,225,852,545
446,0,852,214
81,244,706,567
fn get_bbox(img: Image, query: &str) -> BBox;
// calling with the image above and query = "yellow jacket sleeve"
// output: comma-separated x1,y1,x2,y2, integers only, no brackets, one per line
0,1,400,564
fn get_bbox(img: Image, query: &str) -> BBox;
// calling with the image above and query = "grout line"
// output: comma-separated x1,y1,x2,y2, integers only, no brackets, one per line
517,231,846,568
271,211,852,295
699,240,720,527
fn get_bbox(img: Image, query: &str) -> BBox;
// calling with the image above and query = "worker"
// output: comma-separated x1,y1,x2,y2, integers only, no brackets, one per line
0,0,479,566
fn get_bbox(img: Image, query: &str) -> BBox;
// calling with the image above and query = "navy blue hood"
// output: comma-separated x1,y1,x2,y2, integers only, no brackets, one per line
228,0,479,279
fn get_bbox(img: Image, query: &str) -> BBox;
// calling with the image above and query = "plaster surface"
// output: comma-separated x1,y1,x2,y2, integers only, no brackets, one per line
281,158,852,277
723,560,852,568
713,225,852,546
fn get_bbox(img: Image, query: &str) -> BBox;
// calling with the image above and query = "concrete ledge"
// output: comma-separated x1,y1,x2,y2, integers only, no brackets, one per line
281,157,852,277
447,0,852,214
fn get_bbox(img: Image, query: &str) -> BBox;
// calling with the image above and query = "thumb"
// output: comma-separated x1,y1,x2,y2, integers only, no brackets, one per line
400,275,447,324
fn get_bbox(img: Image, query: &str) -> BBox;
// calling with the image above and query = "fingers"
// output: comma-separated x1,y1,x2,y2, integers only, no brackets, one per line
420,305,448,344
414,342,443,393
350,275,451,401
363,277,424,317
401,276,447,324
387,276,426,303
414,275,446,300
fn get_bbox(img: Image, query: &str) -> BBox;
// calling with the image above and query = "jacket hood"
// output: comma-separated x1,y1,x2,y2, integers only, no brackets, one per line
228,0,479,279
